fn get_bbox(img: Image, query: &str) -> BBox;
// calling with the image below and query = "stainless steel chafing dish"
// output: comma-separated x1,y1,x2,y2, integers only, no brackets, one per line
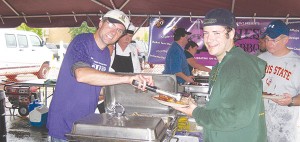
67,73,179,142
66,113,167,142
193,75,209,83
182,76,209,94
181,76,210,104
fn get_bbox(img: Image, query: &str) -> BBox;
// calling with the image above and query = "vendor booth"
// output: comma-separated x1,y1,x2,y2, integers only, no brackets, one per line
1,0,300,142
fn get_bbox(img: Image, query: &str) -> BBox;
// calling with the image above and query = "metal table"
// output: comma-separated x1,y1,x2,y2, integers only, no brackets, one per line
17,79,56,106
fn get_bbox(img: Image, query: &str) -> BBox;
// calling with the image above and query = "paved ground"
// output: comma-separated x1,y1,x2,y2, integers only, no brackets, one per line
1,71,56,142
5,113,49,142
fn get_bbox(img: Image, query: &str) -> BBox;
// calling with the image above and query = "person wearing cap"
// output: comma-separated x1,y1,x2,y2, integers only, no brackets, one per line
171,8,267,142
163,27,194,84
258,20,300,142
184,40,211,75
109,23,141,73
46,9,154,141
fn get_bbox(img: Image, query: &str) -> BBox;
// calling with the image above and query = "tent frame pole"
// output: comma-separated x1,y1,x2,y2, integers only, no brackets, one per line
1,13,300,21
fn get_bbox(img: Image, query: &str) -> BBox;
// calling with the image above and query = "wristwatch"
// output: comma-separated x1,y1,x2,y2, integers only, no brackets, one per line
288,97,295,107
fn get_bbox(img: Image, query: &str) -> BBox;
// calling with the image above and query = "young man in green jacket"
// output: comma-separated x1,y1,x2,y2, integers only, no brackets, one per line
172,8,267,142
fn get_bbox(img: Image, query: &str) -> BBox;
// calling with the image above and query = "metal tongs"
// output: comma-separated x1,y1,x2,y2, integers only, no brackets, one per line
132,80,182,101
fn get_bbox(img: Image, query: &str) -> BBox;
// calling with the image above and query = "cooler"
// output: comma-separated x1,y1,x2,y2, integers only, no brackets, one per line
29,99,41,112
29,105,48,127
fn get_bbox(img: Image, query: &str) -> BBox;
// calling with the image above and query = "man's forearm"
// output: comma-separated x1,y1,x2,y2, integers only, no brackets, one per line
188,58,211,72
195,64,211,72
75,67,131,86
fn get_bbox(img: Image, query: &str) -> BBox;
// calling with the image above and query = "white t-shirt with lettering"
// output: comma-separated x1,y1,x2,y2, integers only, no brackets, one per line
259,51,300,142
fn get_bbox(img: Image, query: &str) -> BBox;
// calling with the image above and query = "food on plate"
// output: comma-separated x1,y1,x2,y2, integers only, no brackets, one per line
154,94,189,105
262,93,285,99
262,95,285,99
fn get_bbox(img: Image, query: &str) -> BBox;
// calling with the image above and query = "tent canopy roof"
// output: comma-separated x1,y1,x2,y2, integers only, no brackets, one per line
1,0,299,28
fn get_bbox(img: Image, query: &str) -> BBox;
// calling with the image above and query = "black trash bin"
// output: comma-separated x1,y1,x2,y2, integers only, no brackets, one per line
0,90,6,142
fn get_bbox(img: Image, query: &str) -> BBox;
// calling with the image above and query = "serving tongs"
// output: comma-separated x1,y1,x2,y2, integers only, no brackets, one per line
132,80,182,101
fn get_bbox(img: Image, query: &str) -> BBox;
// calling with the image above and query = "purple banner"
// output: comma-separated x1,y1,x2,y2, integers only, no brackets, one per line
148,17,203,64
148,18,300,66
235,19,300,55
287,21,300,55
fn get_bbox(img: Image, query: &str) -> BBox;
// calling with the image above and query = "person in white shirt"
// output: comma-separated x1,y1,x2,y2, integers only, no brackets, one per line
258,20,300,142
109,23,141,73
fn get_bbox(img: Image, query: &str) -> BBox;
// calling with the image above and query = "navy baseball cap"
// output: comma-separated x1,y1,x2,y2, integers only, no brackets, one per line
174,28,191,37
262,20,289,39
203,8,237,29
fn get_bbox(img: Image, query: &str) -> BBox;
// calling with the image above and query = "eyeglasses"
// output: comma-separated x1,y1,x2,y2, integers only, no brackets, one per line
106,21,125,35
265,36,286,44
203,29,227,38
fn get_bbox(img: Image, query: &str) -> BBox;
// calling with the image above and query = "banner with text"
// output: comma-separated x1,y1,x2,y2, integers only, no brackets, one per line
148,18,300,66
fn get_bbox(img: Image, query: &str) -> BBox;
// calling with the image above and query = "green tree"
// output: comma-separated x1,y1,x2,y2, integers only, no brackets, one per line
143,32,149,43
69,21,96,39
16,23,43,38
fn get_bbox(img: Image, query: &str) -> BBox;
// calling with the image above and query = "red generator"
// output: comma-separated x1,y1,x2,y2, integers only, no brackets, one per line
4,84,40,116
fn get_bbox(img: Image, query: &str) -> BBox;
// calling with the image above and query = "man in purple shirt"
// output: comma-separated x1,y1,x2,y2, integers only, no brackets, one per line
47,9,154,142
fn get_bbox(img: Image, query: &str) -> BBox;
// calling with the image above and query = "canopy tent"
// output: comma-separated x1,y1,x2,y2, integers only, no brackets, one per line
0,0,300,28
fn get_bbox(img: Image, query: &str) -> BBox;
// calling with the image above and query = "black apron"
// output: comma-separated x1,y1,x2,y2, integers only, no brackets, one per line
111,44,134,72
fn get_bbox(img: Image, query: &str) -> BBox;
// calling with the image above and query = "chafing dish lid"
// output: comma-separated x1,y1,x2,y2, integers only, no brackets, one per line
69,113,166,141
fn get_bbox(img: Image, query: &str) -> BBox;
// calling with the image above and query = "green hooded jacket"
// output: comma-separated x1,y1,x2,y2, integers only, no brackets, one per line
192,46,267,142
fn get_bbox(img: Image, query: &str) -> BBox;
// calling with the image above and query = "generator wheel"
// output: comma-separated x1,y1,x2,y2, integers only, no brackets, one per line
18,105,29,116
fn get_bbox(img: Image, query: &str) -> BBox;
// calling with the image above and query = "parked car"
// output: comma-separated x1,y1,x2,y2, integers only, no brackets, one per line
0,29,53,79
46,43,59,60
46,42,69,61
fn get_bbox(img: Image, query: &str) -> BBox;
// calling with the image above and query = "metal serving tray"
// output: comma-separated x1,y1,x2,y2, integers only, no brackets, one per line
181,85,209,93
104,73,177,115
66,113,167,142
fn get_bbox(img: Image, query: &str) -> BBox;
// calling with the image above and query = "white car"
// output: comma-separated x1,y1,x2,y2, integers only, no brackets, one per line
0,29,53,79
46,42,69,61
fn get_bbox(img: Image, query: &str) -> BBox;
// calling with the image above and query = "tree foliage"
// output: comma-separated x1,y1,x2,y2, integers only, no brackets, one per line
143,32,149,43
69,21,96,39
16,23,43,38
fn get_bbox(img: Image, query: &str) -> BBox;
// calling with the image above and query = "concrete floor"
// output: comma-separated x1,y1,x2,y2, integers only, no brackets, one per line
4,109,49,142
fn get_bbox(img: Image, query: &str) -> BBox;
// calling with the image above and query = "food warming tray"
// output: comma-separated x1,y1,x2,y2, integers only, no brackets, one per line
66,113,167,142
104,73,178,115
67,73,179,142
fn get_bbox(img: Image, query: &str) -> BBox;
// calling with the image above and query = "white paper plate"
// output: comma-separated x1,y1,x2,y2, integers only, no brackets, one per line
170,135,199,142
262,95,285,99
152,95,189,107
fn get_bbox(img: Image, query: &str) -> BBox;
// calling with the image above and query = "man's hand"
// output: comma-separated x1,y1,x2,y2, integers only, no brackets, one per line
171,97,197,116
129,74,153,91
185,76,195,83
271,93,293,106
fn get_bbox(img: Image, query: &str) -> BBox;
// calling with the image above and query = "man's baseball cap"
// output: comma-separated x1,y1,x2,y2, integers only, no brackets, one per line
174,28,191,37
126,23,136,34
203,8,237,29
102,9,130,29
261,20,289,39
